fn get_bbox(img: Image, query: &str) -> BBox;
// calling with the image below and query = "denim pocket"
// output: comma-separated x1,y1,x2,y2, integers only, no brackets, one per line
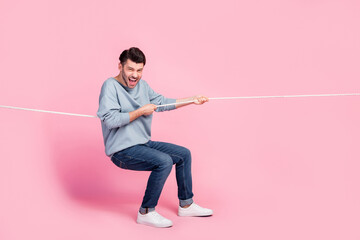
111,154,128,169
119,161,127,169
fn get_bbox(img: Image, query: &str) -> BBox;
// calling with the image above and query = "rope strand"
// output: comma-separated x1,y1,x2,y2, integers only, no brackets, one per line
0,105,98,118
156,93,360,107
1,93,360,117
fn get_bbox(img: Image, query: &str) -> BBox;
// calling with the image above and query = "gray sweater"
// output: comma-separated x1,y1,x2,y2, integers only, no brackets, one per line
97,77,176,156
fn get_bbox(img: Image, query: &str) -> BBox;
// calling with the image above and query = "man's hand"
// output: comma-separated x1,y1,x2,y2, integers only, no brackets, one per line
193,95,209,105
141,104,157,116
129,104,157,122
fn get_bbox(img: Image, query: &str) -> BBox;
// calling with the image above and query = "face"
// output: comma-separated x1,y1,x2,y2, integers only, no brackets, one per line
119,59,144,88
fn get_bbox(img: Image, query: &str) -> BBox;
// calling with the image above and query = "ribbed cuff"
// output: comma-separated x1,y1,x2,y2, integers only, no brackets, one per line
179,198,193,207
139,207,155,214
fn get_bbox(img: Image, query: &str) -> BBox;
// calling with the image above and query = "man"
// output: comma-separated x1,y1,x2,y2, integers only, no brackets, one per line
97,47,213,228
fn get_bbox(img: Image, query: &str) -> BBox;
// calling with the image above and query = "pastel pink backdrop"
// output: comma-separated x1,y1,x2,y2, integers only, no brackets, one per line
1,0,360,239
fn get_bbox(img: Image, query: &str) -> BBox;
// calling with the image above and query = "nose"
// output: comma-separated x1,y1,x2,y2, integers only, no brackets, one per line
132,72,138,78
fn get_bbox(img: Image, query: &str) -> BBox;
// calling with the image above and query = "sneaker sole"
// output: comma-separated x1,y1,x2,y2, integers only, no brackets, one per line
178,211,213,217
136,219,173,228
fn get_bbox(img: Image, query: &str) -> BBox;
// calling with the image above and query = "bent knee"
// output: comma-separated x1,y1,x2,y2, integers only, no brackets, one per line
181,147,192,162
157,155,173,169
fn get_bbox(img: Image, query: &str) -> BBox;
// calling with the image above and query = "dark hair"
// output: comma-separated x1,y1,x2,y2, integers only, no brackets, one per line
119,47,146,66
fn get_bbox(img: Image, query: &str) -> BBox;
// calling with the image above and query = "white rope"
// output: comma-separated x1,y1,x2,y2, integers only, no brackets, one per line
157,100,196,108
209,92,360,100
1,93,359,117
0,105,98,118
156,93,360,107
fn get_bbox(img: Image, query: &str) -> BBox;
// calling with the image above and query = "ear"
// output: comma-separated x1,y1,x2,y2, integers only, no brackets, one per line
118,62,123,71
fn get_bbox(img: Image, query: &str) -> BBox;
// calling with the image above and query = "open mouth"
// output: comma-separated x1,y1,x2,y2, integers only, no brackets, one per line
129,77,138,86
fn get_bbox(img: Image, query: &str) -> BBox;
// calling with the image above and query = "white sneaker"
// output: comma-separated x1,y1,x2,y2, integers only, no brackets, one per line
178,203,213,217
136,211,173,228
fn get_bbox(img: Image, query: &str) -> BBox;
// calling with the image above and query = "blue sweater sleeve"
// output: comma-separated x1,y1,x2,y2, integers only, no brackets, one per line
145,81,176,112
97,81,130,129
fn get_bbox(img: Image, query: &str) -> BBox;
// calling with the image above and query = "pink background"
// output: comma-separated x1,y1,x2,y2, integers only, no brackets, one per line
1,0,360,239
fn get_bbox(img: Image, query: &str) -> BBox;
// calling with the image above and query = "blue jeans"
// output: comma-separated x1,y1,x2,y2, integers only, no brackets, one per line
111,140,194,211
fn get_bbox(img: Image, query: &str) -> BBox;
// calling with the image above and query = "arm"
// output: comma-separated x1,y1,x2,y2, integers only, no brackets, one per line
145,81,177,112
175,95,209,109
143,80,208,110
129,104,157,122
99,101,157,129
